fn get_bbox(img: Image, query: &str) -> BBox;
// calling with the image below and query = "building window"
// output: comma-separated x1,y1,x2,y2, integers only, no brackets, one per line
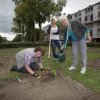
78,13,81,16
90,14,93,21
85,6,93,13
67,15,72,20
77,10,81,16
98,22,100,25
75,14,77,17
85,9,87,13
90,30,92,37
88,7,90,12
97,29,100,33
91,7,93,11
97,29,100,36
85,16,87,21
79,18,81,21
98,12,100,17
88,5,93,12
98,4,100,9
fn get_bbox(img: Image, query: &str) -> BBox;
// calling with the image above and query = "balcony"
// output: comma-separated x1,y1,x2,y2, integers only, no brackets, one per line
85,21,93,24
85,17,100,24
92,34,100,38
93,17,100,22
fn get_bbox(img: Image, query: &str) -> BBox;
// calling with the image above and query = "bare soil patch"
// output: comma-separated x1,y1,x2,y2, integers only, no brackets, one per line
0,54,100,100
88,58,100,70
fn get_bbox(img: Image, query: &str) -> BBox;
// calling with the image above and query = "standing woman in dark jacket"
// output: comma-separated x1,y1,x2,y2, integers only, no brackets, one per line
47,17,62,61
59,15,91,74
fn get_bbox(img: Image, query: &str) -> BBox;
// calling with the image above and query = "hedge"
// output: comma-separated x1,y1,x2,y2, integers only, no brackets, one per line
0,42,100,48
86,42,100,47
67,42,100,48
0,42,49,48
63,42,100,48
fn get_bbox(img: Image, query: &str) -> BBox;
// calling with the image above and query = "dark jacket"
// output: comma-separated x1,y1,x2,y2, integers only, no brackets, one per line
47,25,60,35
64,20,89,43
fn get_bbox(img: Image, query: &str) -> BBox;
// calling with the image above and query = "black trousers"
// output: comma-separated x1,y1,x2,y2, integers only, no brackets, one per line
10,62,39,73
18,62,39,73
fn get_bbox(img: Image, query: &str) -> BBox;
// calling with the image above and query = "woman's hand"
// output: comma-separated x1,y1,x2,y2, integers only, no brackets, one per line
87,34,92,42
50,31,52,34
60,46,64,50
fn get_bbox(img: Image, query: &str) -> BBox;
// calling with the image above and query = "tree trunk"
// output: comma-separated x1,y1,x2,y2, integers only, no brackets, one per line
39,21,43,42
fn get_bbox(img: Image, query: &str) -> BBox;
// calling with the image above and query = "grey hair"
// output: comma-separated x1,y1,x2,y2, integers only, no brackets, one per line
59,15,67,22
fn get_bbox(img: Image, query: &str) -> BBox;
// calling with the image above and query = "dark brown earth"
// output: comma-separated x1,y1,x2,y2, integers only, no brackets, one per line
0,70,100,100
88,58,100,70
0,54,100,100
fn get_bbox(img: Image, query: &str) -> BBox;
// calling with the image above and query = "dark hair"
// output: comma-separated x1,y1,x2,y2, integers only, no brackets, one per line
34,46,45,56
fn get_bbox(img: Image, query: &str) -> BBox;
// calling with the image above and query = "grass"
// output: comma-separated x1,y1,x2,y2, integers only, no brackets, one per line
43,46,100,93
0,72,20,81
0,46,100,93
0,47,25,56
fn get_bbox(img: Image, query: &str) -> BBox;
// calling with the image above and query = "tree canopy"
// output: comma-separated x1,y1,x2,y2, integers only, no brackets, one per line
12,0,67,42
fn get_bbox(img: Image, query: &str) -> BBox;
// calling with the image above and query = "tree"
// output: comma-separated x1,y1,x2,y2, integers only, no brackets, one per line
0,35,8,43
12,0,67,42
12,0,22,7
2,37,8,43
12,34,21,42
12,0,36,42
0,35,3,43
12,18,21,34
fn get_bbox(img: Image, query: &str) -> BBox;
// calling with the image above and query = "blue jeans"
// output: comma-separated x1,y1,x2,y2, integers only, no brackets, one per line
51,40,62,59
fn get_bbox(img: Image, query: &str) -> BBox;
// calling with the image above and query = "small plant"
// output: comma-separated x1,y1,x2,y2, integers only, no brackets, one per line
50,70,57,76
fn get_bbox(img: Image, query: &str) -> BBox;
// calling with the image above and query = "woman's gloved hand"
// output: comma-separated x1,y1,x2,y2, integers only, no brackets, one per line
41,68,49,73
32,73,41,79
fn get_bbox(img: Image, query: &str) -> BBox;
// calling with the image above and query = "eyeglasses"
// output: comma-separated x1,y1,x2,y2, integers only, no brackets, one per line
61,19,67,23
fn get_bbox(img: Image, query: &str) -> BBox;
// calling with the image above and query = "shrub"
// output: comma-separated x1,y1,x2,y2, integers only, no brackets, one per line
87,42,100,47
0,42,49,48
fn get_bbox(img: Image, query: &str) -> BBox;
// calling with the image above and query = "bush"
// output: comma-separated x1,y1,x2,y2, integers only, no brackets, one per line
66,42,100,48
0,42,100,49
0,42,49,48
87,42,100,47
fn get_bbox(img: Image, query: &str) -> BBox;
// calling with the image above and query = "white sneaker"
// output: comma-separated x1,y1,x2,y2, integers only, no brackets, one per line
80,68,86,74
68,66,76,70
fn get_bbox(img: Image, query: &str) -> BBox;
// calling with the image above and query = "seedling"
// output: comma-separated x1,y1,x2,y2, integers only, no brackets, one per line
50,70,57,76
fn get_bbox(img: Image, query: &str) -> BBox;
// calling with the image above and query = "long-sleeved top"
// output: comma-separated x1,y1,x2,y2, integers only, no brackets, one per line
47,25,60,40
64,21,90,47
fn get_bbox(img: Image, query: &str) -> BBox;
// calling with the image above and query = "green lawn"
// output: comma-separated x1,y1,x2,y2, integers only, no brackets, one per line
43,46,100,93
0,46,100,93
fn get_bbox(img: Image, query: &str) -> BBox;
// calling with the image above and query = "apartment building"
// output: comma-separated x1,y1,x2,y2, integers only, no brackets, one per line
67,2,100,42
43,25,49,41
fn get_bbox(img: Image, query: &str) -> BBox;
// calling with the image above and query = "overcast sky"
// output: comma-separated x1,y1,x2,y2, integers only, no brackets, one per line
0,0,15,40
0,0,100,40
62,0,100,15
